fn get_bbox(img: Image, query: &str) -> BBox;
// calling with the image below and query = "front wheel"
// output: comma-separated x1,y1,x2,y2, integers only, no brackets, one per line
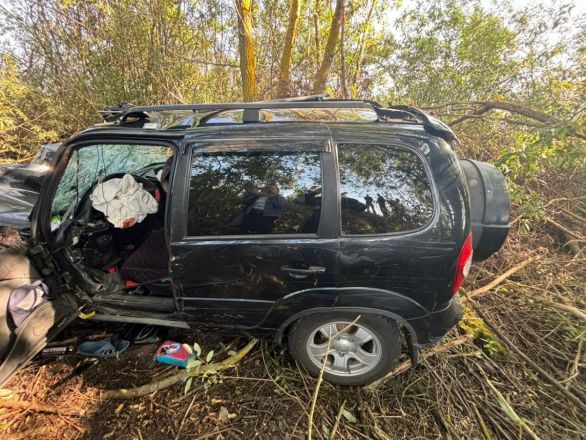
288,312,401,386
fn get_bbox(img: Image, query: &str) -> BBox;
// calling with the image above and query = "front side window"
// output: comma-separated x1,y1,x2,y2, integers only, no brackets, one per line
52,144,171,214
187,149,322,236
338,144,434,235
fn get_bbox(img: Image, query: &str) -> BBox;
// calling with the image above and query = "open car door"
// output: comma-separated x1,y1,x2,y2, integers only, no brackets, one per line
0,256,79,387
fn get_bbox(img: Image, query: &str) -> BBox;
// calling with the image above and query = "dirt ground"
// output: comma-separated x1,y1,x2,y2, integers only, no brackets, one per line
1,172,584,440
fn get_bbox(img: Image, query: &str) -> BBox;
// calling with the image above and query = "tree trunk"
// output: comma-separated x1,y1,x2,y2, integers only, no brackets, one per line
351,0,378,98
277,0,301,97
235,0,257,101
424,100,586,140
313,0,344,94
313,0,321,68
339,6,348,98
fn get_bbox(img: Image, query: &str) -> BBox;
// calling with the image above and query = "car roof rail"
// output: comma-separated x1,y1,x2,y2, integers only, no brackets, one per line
384,104,457,141
115,98,457,142
118,100,374,124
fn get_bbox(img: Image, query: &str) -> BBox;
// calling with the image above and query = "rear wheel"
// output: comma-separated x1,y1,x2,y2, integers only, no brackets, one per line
288,312,401,386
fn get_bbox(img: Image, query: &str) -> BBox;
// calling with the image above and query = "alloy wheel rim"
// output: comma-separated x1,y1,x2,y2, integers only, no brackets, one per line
306,321,382,377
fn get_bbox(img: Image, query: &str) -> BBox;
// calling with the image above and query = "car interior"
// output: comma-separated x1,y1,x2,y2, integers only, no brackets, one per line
51,144,174,298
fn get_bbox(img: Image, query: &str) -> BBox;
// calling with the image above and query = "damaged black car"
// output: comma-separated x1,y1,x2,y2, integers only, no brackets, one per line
0,97,510,386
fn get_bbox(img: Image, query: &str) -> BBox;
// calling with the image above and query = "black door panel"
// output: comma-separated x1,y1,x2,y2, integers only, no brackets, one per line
336,143,457,310
172,239,338,326
170,139,336,327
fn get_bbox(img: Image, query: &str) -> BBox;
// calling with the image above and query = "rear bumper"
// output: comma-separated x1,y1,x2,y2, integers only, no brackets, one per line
406,295,463,346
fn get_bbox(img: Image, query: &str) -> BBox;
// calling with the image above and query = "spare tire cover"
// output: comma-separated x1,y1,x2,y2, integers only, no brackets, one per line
460,160,510,261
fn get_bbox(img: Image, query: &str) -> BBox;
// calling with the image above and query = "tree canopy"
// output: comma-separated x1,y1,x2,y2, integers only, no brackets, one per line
0,0,584,217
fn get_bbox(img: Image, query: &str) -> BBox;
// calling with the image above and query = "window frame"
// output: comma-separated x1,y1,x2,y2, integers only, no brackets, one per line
180,140,331,241
334,141,438,238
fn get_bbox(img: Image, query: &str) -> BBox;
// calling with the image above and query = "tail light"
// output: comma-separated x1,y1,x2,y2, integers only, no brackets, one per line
452,234,473,296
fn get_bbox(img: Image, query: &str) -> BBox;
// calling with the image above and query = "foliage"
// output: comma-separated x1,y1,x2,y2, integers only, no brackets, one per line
381,0,585,215
0,55,65,162
0,0,584,218
459,304,507,360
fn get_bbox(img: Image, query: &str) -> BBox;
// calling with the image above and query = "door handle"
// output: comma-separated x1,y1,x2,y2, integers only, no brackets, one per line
280,265,326,275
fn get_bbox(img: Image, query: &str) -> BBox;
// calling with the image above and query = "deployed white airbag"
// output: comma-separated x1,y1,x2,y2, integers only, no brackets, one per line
90,174,158,228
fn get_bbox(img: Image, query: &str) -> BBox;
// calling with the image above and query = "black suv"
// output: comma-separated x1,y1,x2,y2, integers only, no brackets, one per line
0,98,510,386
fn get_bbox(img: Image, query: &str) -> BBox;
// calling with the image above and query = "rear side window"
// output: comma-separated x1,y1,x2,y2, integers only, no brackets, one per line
187,150,322,236
338,144,434,235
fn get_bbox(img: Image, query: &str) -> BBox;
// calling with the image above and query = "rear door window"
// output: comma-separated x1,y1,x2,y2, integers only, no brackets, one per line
337,144,434,235
187,149,322,236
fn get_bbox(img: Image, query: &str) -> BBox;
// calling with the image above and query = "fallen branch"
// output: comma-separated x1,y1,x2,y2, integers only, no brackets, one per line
511,284,586,322
472,403,494,440
465,297,586,413
546,218,582,254
329,399,346,440
535,296,586,321
104,339,257,400
58,414,86,435
366,405,393,440
485,379,543,440
463,256,539,301
424,100,586,140
175,395,197,440
546,218,584,241
424,100,554,123
367,334,474,389
0,399,85,416
561,339,583,390
544,195,586,208
560,209,586,225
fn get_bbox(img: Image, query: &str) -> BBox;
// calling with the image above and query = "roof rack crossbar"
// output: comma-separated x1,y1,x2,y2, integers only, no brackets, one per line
121,100,372,115
116,98,457,142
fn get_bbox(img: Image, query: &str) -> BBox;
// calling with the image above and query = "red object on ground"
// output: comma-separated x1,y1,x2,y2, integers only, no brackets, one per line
155,341,194,368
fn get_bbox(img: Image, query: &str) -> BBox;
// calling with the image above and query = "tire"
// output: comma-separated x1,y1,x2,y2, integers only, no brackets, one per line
460,159,511,262
288,312,401,386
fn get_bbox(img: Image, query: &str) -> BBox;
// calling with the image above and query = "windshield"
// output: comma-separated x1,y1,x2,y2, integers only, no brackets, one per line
52,144,171,214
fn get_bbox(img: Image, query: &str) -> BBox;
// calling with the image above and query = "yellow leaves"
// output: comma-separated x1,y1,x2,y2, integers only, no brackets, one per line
559,80,574,90
0,55,64,162
58,0,76,8
459,304,507,359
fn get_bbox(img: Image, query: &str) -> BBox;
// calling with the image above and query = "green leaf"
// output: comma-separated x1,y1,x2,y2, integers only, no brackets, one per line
342,409,357,423
206,350,214,363
186,359,202,370
227,350,237,356
193,342,202,357
487,380,522,424
184,377,193,394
